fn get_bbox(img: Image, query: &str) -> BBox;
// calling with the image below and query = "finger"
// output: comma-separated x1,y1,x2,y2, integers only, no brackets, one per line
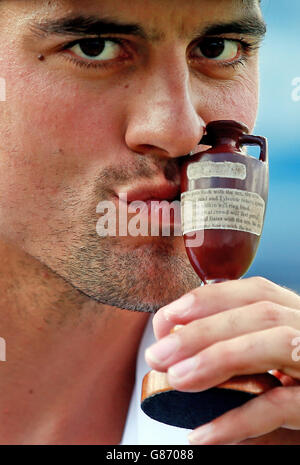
153,277,300,339
166,327,300,392
146,302,300,372
188,386,300,445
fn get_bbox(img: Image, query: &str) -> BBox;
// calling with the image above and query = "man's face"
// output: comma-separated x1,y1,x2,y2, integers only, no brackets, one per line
0,0,264,312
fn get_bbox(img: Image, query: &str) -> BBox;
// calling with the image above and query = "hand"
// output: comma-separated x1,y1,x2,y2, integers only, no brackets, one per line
145,277,300,445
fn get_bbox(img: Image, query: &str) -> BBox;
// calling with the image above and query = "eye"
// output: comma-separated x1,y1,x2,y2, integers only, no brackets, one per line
192,38,240,62
68,38,123,62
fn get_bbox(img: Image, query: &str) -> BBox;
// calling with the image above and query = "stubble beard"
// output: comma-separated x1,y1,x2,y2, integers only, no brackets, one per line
33,159,201,314
63,230,201,314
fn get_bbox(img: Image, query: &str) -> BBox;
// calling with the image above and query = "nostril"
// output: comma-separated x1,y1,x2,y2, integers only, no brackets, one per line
133,143,170,159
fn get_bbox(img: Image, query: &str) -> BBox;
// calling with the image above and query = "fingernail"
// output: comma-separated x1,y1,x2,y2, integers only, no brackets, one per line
162,293,195,320
170,325,184,334
168,356,196,379
188,423,214,445
145,335,180,364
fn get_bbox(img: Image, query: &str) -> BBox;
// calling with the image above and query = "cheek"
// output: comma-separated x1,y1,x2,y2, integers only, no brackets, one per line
0,69,128,243
15,77,125,164
196,71,259,131
224,77,259,130
2,70,128,188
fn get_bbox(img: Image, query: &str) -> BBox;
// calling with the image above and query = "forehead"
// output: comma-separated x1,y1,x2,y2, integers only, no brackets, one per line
14,0,262,39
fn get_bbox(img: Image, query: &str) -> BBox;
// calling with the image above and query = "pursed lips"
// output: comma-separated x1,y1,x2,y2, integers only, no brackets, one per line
117,182,181,204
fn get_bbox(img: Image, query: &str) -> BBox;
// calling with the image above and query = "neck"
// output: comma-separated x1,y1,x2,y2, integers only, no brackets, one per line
0,239,149,444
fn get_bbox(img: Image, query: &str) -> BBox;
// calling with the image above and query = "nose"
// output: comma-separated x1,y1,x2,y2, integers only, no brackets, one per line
125,53,205,159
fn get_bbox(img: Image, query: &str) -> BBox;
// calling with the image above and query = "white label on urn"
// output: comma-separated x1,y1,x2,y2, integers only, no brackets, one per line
181,188,265,236
187,161,247,180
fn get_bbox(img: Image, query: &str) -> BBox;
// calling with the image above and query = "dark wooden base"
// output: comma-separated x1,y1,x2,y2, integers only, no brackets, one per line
141,370,281,429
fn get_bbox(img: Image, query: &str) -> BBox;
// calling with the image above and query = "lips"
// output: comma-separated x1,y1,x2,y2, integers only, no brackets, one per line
112,180,183,235
117,182,181,204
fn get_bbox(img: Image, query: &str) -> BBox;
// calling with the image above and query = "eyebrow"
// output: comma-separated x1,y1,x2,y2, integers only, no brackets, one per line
202,17,266,38
29,14,266,42
30,15,147,39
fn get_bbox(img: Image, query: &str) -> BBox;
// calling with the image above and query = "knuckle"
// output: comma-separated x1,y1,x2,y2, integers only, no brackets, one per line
258,301,282,324
265,386,300,428
251,276,278,299
280,325,299,343
264,386,291,408
276,325,300,357
226,310,240,332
